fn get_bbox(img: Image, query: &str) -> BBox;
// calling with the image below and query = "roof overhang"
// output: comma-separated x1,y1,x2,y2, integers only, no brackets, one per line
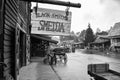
108,35,120,38
90,40,110,44
31,32,71,36
74,42,84,45
31,34,58,44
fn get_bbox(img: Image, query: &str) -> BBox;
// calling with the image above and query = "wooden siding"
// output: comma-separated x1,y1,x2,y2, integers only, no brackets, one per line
0,12,3,34
3,0,17,79
2,0,30,79
19,1,27,23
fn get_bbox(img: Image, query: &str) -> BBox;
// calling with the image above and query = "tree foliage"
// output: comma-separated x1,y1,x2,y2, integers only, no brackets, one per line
84,23,95,46
96,31,108,35
78,30,86,42
96,28,101,33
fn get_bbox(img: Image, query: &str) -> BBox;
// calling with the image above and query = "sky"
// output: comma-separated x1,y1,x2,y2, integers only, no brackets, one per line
31,0,120,33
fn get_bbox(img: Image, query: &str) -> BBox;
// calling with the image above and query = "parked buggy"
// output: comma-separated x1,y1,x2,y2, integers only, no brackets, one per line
50,47,67,65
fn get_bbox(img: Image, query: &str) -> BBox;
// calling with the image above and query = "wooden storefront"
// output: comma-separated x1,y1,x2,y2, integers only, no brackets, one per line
0,0,81,80
31,34,58,57
0,0,31,80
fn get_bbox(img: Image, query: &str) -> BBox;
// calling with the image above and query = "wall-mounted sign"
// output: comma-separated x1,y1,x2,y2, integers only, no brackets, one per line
31,8,72,36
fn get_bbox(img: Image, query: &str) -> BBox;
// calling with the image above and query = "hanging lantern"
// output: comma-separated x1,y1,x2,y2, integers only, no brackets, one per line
34,2,38,17
65,3,70,20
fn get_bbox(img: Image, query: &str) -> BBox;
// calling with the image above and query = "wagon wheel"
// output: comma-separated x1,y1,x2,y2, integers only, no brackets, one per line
53,55,57,65
49,55,57,65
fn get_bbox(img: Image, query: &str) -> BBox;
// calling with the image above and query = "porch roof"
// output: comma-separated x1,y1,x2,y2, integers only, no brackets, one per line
31,34,58,44
73,42,84,45
90,35,110,45
90,40,109,44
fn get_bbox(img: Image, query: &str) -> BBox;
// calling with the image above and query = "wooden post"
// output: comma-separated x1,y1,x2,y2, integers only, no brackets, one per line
0,0,5,79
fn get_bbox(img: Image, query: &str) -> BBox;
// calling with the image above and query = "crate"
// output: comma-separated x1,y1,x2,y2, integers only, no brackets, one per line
88,63,109,73
88,63,120,80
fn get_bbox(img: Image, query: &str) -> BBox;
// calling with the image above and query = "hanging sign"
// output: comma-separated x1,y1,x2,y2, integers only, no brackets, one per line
31,8,72,36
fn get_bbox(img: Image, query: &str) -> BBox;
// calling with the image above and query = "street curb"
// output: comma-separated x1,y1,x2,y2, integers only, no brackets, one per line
50,65,62,80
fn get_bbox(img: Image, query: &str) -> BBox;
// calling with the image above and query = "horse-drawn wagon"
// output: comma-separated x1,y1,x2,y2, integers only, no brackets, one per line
50,47,68,65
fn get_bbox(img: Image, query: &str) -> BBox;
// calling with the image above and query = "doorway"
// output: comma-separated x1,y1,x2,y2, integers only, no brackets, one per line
10,30,16,79
19,31,26,68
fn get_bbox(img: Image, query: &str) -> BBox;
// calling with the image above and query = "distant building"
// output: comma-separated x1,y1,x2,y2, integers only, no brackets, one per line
73,41,85,49
90,35,110,51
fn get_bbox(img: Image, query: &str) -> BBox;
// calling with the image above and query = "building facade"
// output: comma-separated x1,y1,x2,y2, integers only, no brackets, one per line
108,22,120,52
90,35,110,51
0,0,31,79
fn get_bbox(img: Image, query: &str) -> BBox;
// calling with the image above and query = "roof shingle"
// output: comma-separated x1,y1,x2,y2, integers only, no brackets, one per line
108,22,120,37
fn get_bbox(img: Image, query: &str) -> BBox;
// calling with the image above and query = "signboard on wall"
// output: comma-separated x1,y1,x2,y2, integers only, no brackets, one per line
31,8,72,36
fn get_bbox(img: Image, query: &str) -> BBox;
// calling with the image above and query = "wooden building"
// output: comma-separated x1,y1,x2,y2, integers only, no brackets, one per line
90,35,110,51
108,22,120,52
0,0,31,80
73,42,85,49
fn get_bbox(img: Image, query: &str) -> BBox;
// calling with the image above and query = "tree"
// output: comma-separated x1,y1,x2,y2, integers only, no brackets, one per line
96,31,108,35
96,28,101,33
74,35,79,42
84,23,95,46
76,32,80,37
78,30,86,42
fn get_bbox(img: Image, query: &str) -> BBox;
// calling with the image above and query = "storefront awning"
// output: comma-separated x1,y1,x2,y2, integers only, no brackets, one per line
90,40,109,45
31,34,58,44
